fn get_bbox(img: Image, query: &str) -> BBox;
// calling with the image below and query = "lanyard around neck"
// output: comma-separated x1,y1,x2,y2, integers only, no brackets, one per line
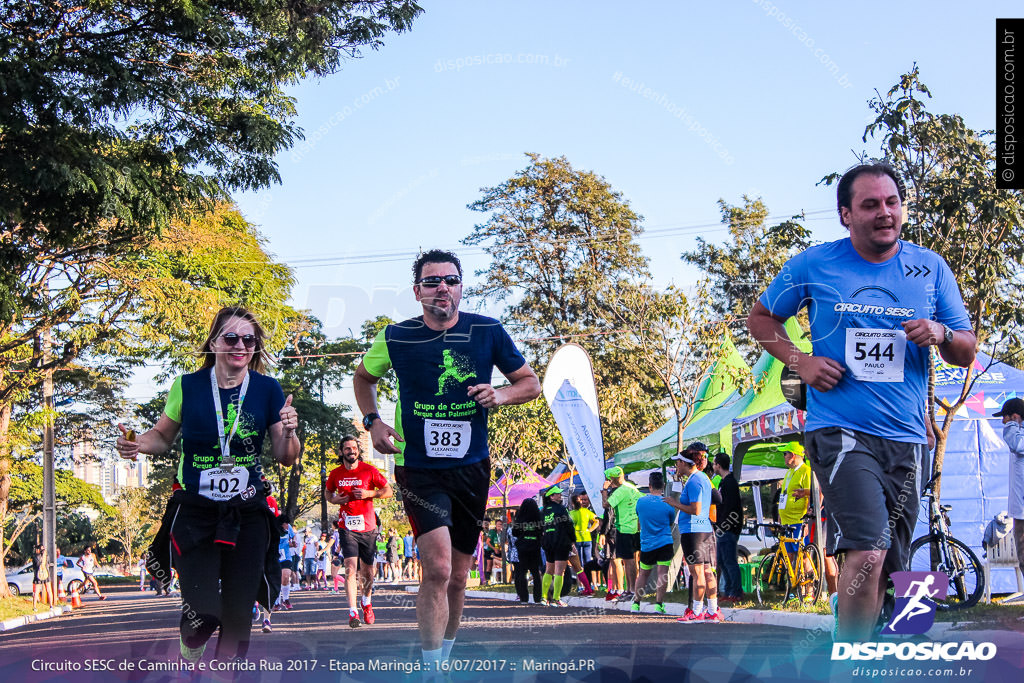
211,368,250,468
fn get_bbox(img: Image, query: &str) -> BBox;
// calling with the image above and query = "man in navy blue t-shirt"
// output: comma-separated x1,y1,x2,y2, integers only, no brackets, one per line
353,249,540,669
748,162,976,641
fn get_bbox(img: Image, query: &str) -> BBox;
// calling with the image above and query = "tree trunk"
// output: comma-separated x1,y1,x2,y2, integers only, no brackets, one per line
0,402,13,599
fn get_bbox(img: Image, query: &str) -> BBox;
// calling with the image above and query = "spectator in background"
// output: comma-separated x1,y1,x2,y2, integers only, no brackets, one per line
602,466,642,603
539,486,575,606
32,544,53,610
513,498,543,604
713,452,745,603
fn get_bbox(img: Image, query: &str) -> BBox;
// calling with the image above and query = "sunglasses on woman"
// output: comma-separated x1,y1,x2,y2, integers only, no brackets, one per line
416,275,462,288
220,333,258,349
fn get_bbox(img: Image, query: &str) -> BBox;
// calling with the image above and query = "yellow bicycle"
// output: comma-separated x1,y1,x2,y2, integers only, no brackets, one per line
753,521,823,605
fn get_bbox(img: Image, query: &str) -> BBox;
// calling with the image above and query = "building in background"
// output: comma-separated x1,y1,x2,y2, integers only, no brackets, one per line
70,439,150,503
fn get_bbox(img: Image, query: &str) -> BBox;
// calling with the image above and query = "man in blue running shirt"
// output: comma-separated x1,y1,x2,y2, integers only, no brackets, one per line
748,162,976,641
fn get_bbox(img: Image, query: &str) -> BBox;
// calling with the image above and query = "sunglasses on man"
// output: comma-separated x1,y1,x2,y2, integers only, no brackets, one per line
416,275,462,288
220,333,258,349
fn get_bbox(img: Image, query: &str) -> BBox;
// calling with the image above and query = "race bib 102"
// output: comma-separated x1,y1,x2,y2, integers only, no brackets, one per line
424,420,471,458
198,466,250,501
845,328,906,383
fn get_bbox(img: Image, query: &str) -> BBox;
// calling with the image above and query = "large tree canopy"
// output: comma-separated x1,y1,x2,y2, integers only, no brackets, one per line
0,0,422,325
464,153,666,453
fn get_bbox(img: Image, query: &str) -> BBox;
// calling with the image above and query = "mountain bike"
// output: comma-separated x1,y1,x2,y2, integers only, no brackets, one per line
753,520,823,605
906,473,984,611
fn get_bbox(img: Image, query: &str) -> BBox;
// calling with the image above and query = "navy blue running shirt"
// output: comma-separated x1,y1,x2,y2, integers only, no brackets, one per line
362,312,526,469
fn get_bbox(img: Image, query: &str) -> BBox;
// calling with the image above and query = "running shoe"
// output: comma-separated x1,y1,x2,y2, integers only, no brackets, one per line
630,601,640,613
284,600,293,610
616,591,635,602
654,603,667,614
362,604,375,625
604,591,618,602
830,592,840,641
676,608,700,623
349,612,361,628
553,599,568,607
262,619,272,633
703,608,723,622
180,637,206,663
539,599,550,606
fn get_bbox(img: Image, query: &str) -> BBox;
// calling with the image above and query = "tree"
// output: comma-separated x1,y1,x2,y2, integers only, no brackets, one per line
0,202,297,593
1,459,109,566
488,400,564,475
822,66,1024,498
0,1,421,593
464,153,667,453
96,486,154,572
275,315,366,525
0,0,423,325
681,197,811,363
608,282,757,454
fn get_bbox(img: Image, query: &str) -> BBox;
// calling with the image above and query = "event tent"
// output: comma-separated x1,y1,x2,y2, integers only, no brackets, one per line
614,318,809,470
486,459,554,509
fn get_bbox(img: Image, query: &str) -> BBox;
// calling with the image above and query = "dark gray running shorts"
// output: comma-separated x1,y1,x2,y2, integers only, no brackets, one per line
805,426,927,576
680,532,713,565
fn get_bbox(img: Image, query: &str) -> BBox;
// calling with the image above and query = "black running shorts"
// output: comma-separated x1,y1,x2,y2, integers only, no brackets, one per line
394,459,490,556
805,426,926,576
337,527,377,567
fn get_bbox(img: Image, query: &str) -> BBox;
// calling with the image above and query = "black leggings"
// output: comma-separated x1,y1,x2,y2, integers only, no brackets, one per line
171,505,269,659
513,548,543,603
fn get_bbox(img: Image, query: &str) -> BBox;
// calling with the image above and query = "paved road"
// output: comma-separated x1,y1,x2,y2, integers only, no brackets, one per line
0,585,1019,682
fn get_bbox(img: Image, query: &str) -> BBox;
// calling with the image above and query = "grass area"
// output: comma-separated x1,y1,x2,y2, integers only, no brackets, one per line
934,599,1024,628
468,583,1024,627
0,595,65,621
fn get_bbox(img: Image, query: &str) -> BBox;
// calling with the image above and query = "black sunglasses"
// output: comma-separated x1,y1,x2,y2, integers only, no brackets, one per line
220,333,258,349
417,275,462,288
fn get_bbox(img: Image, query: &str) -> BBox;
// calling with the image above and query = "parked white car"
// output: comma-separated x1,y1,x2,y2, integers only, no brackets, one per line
6,557,86,597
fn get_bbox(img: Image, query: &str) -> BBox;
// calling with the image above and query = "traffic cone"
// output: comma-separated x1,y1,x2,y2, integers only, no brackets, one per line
57,581,66,603
70,585,82,609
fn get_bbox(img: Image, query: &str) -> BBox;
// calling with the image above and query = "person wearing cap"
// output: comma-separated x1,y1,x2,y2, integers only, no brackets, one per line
601,466,643,602
748,162,976,641
995,397,1024,602
778,442,814,601
598,467,622,600
539,485,575,606
665,450,720,621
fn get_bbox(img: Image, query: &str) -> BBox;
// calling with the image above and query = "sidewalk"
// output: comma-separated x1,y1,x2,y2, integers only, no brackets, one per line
0,604,72,632
433,586,1011,639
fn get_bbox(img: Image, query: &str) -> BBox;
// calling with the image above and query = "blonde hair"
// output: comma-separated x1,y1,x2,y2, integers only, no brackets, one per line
198,306,271,373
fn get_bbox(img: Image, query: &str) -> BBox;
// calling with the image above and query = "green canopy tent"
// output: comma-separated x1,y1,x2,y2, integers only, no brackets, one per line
614,318,809,471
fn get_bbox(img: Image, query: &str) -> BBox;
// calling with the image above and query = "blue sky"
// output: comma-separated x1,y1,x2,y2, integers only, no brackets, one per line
129,1,1016,400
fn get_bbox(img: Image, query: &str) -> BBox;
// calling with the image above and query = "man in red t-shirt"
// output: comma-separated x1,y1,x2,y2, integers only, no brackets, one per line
325,435,393,628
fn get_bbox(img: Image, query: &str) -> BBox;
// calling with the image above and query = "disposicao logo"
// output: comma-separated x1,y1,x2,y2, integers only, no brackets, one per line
883,570,947,635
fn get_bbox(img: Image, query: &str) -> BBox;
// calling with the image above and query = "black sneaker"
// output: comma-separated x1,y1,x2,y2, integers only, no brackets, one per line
349,613,361,628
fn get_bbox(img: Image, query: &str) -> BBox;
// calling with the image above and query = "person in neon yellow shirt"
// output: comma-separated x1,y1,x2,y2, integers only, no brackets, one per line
568,492,599,596
778,442,813,600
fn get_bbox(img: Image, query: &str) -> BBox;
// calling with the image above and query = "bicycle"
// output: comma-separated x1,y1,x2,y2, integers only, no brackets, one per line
906,473,984,611
753,520,823,606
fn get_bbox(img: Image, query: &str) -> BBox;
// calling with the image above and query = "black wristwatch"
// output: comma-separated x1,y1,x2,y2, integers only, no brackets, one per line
362,413,380,431
941,324,954,345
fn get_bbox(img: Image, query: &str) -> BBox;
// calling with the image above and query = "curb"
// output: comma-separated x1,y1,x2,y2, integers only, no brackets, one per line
0,604,73,632
441,587,966,638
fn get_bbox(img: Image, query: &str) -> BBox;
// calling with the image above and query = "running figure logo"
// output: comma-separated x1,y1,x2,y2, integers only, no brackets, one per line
436,349,476,396
883,571,948,635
